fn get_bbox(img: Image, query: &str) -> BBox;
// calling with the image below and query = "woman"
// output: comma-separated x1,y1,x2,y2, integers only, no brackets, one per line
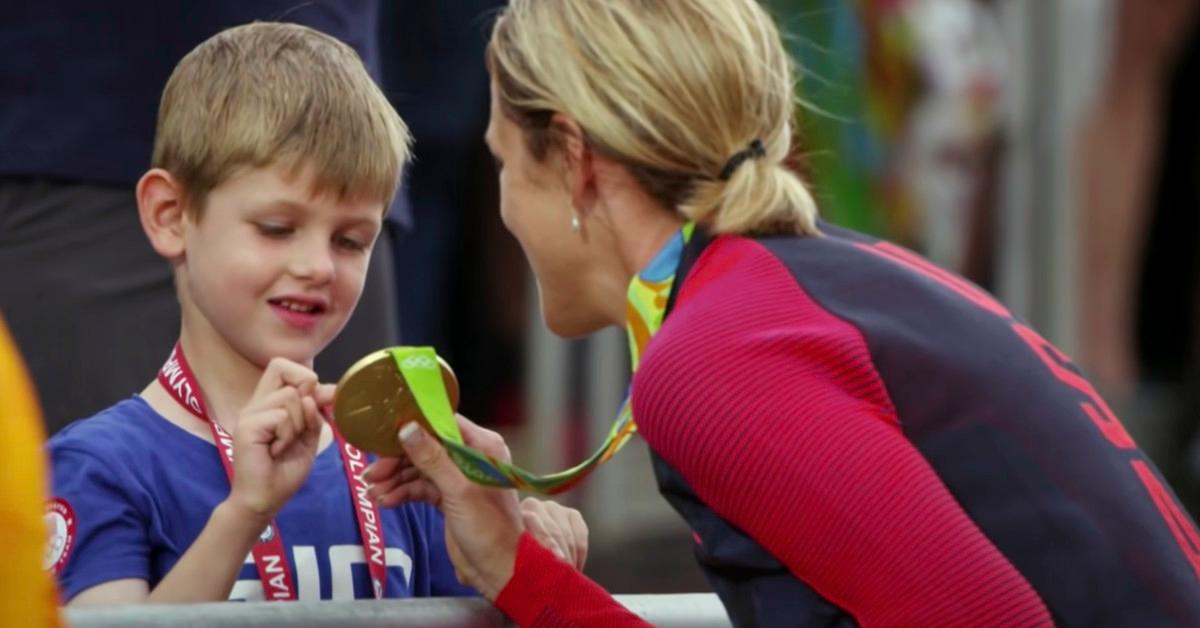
375,1,1200,625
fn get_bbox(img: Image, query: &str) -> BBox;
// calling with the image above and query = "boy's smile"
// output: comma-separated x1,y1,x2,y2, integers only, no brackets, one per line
267,294,329,331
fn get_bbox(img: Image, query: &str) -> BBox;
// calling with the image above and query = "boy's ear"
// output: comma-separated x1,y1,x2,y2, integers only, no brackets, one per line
136,168,187,259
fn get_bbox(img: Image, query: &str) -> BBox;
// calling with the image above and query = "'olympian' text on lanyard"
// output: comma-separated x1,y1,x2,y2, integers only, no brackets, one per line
158,344,387,600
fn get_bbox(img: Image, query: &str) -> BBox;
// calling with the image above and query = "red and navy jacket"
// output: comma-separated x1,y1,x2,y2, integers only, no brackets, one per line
640,224,1200,627
496,224,1200,627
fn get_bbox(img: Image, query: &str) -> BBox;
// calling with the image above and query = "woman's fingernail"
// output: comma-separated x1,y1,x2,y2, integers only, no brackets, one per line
399,422,420,443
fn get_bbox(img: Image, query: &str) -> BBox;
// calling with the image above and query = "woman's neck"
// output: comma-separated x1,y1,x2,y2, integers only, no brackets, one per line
620,215,685,276
579,155,688,328
603,192,687,324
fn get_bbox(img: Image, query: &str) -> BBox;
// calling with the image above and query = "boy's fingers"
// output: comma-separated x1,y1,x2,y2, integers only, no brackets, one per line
243,382,298,415
253,357,318,399
546,502,585,570
366,465,425,501
247,385,309,443
245,407,286,437
287,388,307,435
269,410,297,457
363,456,409,483
369,468,432,504
300,396,321,443
375,479,442,508
566,508,589,569
278,366,319,392
521,508,566,562
521,498,586,569
313,383,336,407
366,465,423,498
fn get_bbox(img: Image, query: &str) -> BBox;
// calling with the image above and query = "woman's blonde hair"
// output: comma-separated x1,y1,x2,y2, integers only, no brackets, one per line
487,0,819,236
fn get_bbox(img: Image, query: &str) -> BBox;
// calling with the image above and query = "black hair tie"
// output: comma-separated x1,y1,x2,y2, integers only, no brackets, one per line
718,138,767,181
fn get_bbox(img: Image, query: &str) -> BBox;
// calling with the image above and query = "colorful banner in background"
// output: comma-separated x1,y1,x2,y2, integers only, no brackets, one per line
771,0,1005,280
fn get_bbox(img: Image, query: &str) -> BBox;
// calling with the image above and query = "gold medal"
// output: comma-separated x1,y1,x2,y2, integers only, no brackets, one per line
332,348,459,457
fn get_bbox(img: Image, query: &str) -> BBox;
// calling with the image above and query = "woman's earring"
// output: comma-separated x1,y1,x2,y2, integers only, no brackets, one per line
570,212,581,233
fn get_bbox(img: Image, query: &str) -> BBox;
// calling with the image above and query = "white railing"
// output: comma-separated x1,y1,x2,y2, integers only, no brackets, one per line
65,593,732,627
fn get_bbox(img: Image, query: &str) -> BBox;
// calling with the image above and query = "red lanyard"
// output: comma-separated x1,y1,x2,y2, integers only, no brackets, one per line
157,343,387,600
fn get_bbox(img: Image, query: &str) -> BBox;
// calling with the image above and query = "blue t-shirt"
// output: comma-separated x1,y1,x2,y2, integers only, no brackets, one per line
48,397,472,601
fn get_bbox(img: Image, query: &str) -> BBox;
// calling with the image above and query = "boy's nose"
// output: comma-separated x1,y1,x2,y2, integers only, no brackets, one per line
289,238,335,284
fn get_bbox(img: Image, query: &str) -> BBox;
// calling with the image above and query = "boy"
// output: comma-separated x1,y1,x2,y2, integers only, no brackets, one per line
45,22,579,604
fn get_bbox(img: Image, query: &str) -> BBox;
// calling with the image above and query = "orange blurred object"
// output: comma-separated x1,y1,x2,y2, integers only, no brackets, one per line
0,314,61,626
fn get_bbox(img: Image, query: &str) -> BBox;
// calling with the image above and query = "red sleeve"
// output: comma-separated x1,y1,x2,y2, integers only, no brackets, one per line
494,532,650,628
632,240,1053,627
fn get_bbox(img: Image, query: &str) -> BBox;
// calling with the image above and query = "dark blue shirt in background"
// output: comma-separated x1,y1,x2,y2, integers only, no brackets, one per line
0,0,409,223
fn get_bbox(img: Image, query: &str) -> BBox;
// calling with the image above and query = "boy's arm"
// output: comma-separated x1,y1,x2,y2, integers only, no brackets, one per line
141,360,331,603
146,499,271,603
68,499,268,605
68,579,148,606
64,359,330,605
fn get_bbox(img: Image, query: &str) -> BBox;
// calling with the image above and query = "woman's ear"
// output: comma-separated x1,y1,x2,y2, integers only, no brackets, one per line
550,113,597,217
136,168,187,260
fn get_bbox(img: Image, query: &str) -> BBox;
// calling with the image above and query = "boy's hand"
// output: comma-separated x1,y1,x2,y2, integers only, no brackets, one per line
226,358,334,519
519,497,588,571
363,453,436,507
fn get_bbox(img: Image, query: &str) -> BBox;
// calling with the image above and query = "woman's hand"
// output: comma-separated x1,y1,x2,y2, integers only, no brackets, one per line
365,419,589,574
363,414,505,509
385,416,525,599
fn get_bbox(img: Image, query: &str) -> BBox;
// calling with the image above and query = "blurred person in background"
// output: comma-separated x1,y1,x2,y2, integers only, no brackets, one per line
0,314,60,627
379,0,522,424
1079,0,1200,513
775,0,1006,287
372,1,1200,625
0,1,401,435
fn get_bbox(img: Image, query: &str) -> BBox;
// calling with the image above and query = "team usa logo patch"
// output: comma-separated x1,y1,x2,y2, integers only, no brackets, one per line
43,498,76,575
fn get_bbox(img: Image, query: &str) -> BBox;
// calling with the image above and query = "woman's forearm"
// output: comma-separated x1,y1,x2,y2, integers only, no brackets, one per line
495,532,649,627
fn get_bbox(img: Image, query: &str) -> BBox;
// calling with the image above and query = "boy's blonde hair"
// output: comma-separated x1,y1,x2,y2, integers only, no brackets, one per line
152,22,410,215
488,0,819,236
